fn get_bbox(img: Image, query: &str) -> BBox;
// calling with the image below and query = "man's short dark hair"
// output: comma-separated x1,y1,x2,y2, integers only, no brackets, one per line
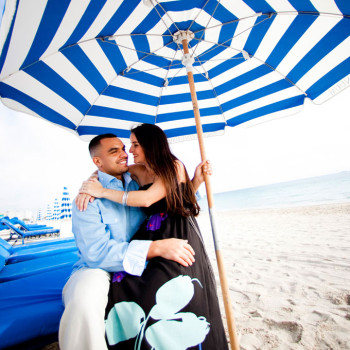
89,133,117,156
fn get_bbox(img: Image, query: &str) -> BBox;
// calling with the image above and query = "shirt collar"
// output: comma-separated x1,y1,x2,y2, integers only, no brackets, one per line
97,170,132,188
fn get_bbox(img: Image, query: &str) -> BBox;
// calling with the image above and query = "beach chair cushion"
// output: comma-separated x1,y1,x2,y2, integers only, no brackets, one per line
0,245,10,272
8,241,77,264
0,265,75,348
0,237,12,250
0,251,78,283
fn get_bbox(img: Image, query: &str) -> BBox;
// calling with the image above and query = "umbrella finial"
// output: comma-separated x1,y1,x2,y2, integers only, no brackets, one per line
143,0,154,8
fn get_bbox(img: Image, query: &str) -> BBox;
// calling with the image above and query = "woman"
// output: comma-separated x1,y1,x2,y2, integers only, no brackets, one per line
79,124,228,350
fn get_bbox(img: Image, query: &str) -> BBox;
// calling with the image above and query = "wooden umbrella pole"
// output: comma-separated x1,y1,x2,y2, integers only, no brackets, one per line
182,38,240,350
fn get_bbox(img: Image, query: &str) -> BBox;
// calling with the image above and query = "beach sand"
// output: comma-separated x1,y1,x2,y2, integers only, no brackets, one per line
197,202,350,350
4,203,349,349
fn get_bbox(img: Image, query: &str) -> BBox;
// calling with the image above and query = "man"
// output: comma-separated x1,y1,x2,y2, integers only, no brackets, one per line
59,134,196,350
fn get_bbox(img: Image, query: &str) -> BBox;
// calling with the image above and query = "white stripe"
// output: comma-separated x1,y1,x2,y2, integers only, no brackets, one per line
43,52,98,104
3,70,83,124
220,0,255,18
254,14,296,63
43,0,91,58
265,0,296,12
0,0,47,80
297,37,350,92
130,58,169,78
230,16,257,53
115,36,140,69
158,114,223,130
276,15,341,77
114,1,152,35
210,58,262,87
79,40,116,85
111,75,161,97
95,95,157,116
0,0,17,55
158,96,220,115
193,9,222,45
79,115,141,130
310,0,343,15
216,71,282,105
224,86,301,117
314,74,350,104
81,0,123,41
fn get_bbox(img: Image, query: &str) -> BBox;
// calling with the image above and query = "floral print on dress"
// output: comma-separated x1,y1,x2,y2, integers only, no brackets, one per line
146,213,168,231
105,275,210,349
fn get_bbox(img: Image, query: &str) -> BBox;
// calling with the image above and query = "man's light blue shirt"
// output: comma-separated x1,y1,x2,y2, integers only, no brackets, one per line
72,171,150,275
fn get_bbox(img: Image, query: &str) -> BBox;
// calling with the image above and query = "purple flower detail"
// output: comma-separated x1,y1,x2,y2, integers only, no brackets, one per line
147,213,168,231
112,271,126,283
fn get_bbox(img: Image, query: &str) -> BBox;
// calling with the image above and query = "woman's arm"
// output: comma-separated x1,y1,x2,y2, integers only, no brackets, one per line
79,177,166,208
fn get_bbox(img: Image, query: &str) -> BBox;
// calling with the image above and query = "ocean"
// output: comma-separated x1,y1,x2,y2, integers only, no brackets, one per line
198,171,350,211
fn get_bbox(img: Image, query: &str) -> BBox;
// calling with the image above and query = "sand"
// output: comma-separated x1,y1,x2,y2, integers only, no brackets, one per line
3,203,350,349
197,202,350,350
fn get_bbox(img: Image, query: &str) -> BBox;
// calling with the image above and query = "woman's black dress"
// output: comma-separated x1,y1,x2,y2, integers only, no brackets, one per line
105,185,228,350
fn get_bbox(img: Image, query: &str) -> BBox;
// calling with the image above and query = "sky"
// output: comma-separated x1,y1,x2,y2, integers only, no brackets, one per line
1,87,349,217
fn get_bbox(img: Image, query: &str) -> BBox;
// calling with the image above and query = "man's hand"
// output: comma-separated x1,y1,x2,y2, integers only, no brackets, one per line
147,238,195,267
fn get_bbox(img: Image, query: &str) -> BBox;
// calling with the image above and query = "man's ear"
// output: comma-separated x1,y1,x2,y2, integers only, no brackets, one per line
92,156,101,168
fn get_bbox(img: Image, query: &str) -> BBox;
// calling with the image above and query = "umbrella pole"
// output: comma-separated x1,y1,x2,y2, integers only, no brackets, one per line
181,38,240,350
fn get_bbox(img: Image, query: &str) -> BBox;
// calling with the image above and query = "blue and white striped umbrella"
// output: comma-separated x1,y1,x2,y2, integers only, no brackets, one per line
53,198,60,221
60,187,72,220
0,0,348,141
36,207,43,222
46,203,53,221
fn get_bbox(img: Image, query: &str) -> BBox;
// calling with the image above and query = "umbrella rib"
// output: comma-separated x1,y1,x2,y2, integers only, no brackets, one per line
192,0,222,58
152,0,180,34
188,0,212,33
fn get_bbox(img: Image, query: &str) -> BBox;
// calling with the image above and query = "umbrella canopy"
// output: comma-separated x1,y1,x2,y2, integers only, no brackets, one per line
60,186,72,220
0,0,349,141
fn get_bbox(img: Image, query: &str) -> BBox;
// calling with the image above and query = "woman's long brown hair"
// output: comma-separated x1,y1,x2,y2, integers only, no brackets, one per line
131,124,200,217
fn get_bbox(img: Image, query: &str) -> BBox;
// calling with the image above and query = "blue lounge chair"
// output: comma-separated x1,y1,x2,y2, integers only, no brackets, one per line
0,250,78,348
0,218,60,244
10,217,53,230
0,237,76,264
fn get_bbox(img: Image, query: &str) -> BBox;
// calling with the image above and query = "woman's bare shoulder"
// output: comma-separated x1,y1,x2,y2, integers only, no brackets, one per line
175,159,186,183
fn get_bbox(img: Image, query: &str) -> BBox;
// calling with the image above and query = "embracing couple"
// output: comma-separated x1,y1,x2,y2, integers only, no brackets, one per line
59,123,228,350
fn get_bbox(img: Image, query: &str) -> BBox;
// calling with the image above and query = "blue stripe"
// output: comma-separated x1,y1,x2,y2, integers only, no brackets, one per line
287,0,318,12
244,14,275,57
63,0,108,48
0,83,76,129
103,86,158,106
97,39,127,75
222,80,292,113
77,126,132,139
198,43,230,65
266,15,317,69
126,69,164,87
87,106,155,124
306,57,350,100
157,106,222,123
207,53,245,79
0,0,19,74
287,19,350,84
160,90,216,105
98,0,139,37
163,122,225,138
23,61,90,114
226,95,304,127
21,0,71,69
334,0,350,15
61,44,107,94
168,74,208,86
215,65,272,96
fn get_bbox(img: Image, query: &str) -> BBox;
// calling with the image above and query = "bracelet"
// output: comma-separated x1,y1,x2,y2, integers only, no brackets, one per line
122,191,128,206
